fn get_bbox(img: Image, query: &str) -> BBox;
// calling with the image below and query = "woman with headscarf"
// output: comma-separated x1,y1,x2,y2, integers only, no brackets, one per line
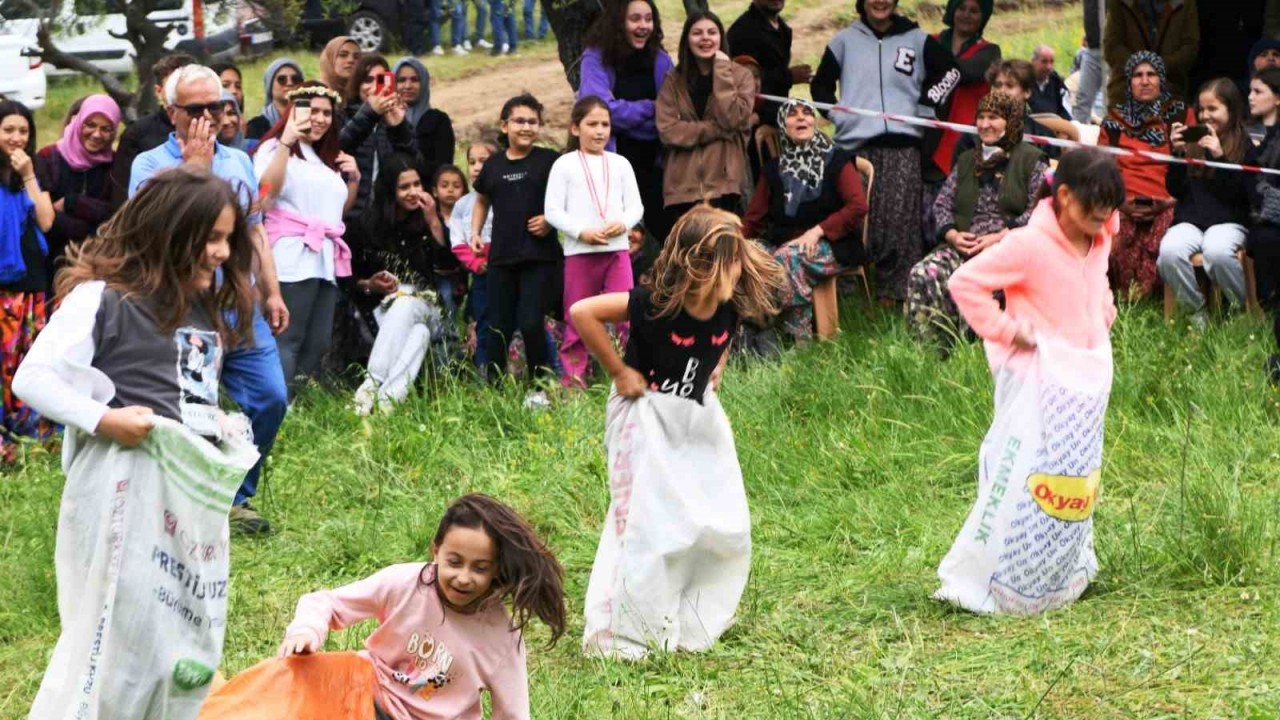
247,58,304,145
931,0,1000,175
906,92,1047,352
319,36,362,93
394,57,456,179
742,99,869,344
216,90,246,151
34,93,119,289
1098,50,1193,300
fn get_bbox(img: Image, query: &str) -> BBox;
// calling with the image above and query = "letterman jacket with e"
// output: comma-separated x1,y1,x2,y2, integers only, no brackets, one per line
811,15,959,150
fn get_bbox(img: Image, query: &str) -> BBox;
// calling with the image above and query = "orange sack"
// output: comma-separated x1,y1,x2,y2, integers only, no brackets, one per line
198,651,376,720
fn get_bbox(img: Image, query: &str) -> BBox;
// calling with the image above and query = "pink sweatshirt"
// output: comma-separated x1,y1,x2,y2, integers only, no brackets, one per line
948,198,1119,368
285,563,529,720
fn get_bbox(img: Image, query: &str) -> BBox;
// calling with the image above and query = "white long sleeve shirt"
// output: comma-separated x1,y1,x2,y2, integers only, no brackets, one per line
543,150,643,256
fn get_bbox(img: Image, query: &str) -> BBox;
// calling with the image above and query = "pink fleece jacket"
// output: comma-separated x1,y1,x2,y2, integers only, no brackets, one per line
948,198,1119,368
285,563,529,720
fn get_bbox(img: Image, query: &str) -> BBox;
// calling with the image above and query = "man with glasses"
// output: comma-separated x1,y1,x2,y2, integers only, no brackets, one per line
129,64,291,537
109,53,197,211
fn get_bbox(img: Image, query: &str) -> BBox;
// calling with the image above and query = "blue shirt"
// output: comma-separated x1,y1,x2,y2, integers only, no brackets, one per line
128,133,263,226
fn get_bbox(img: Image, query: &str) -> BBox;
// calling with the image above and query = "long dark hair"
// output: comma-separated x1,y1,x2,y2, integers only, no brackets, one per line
364,153,423,240
346,54,390,106
254,82,342,172
419,494,567,644
1050,148,1126,213
1189,77,1248,178
675,11,728,88
0,100,36,192
584,0,664,68
564,95,611,153
58,167,256,347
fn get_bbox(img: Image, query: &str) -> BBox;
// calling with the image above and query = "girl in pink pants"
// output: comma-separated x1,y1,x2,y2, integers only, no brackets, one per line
544,96,645,387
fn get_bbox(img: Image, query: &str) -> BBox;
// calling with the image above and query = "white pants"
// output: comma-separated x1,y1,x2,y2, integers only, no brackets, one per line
1157,222,1246,313
356,295,441,410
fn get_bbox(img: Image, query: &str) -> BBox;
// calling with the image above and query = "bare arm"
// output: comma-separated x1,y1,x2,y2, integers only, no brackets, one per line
569,292,646,397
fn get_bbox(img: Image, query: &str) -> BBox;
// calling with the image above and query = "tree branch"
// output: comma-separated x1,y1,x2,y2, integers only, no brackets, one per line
35,21,137,116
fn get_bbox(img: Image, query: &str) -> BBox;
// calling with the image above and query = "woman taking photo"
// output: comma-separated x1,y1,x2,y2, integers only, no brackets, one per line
340,54,419,220
742,99,868,344
254,83,360,397
655,10,756,227
35,93,120,289
579,0,674,243
906,92,1047,352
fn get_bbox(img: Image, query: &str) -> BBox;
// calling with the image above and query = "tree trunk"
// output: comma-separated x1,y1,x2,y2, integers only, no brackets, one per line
542,0,608,91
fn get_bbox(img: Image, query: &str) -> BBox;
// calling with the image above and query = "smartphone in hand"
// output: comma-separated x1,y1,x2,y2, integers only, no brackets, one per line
1180,125,1211,143
293,98,311,123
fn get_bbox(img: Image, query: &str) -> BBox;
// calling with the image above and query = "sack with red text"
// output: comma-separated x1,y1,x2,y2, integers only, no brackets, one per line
28,416,258,720
934,336,1112,614
582,389,751,659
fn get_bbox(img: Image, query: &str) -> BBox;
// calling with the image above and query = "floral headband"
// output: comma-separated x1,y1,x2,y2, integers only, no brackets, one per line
285,85,343,105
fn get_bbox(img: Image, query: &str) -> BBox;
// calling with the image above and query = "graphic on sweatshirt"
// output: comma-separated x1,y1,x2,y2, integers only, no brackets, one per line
396,631,455,700
175,328,222,437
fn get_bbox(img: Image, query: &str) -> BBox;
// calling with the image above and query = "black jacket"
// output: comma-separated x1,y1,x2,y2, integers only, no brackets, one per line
339,101,421,217
1168,149,1254,231
414,108,457,180
109,109,173,210
1029,72,1070,119
727,3,792,127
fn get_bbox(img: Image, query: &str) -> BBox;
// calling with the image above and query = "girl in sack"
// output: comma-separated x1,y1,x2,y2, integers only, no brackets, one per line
570,205,783,658
200,494,566,720
15,167,260,718
936,149,1126,614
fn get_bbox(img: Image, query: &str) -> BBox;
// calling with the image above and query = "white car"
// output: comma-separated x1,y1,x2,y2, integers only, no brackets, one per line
0,0,271,78
0,31,45,109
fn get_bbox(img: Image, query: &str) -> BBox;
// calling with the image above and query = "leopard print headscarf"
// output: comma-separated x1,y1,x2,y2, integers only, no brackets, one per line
776,98,835,217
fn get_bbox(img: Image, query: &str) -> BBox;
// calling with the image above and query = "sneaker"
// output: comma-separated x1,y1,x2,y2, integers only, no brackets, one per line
1268,354,1280,385
523,390,551,410
463,40,473,50
1190,311,1209,332
500,42,510,54
452,44,469,55
353,378,376,416
230,504,271,536
477,38,493,49
430,45,445,56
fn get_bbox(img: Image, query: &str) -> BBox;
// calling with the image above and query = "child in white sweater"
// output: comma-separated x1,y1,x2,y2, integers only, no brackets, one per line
544,96,644,388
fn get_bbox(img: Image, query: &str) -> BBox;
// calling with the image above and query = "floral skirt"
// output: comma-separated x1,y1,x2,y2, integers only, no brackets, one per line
861,145,923,302
1,291,55,463
1112,207,1174,300
772,238,842,343
905,244,968,349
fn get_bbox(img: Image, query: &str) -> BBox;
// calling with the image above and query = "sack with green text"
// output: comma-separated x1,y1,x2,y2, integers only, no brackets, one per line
934,336,1112,614
28,416,258,720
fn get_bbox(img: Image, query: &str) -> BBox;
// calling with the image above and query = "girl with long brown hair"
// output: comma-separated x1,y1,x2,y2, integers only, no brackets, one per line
571,205,782,658
1158,77,1254,325
265,493,565,720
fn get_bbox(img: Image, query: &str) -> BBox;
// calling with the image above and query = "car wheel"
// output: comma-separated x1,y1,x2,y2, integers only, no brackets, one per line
348,10,386,52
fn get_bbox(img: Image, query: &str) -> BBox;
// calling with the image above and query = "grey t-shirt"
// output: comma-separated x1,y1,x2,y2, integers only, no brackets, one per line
91,288,224,438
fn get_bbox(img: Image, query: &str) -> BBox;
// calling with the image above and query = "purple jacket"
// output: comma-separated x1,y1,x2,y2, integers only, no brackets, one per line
578,46,675,151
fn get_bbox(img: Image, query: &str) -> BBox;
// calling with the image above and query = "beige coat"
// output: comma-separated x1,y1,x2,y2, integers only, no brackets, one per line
655,59,757,208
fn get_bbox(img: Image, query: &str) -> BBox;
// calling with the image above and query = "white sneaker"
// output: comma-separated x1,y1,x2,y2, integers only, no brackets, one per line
522,390,551,410
500,42,510,54
477,38,493,49
353,378,377,416
463,40,473,50
452,44,469,55
430,45,445,56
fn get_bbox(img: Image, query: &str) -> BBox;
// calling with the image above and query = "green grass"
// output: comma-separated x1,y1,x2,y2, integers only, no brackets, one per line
2,300,1279,718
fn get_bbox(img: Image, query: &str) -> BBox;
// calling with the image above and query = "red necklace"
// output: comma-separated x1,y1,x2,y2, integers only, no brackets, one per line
578,150,610,221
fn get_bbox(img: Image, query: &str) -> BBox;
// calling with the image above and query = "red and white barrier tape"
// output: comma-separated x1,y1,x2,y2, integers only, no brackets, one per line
758,93,1280,177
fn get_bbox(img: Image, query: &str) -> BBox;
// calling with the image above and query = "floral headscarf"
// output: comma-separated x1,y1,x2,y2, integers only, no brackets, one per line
776,98,835,217
1102,51,1186,146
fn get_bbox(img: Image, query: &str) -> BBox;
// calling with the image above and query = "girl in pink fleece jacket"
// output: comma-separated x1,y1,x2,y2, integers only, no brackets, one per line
277,494,566,720
948,149,1127,367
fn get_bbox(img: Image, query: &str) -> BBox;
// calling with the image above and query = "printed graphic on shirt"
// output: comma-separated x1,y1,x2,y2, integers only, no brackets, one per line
394,630,455,700
893,47,916,75
174,328,222,437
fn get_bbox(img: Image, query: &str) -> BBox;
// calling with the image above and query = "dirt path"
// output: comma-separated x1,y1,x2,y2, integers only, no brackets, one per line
430,4,844,144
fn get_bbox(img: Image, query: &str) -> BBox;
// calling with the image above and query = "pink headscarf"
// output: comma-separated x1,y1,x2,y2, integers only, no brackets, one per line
55,94,121,171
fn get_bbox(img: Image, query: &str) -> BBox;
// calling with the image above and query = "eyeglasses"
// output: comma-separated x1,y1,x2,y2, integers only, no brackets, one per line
507,117,540,126
276,74,301,86
173,101,226,118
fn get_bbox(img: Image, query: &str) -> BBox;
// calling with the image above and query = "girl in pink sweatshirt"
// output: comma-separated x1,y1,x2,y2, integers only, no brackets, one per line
948,148,1126,367
277,494,566,720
